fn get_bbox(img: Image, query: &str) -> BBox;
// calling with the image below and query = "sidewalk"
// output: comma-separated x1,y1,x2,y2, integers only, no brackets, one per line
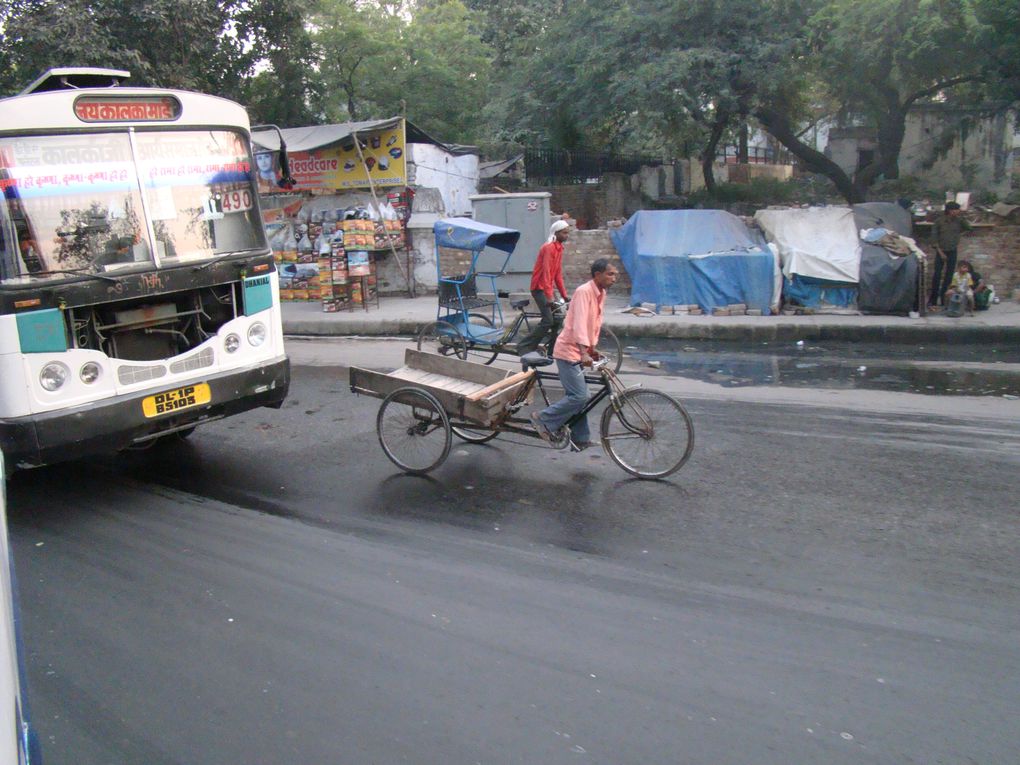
283,294,1020,344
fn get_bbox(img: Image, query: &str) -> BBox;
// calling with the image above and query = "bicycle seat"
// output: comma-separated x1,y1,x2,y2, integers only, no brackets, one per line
520,352,554,368
511,298,530,310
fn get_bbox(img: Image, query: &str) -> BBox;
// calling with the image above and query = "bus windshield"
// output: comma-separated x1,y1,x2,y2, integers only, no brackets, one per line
0,129,266,284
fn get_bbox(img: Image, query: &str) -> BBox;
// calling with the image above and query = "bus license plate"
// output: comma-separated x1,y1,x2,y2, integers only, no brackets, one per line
142,383,211,418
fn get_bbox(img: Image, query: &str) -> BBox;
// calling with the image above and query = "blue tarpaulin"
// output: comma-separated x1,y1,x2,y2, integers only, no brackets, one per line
610,210,776,312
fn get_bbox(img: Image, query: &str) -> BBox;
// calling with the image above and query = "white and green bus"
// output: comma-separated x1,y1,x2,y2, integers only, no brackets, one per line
0,68,290,473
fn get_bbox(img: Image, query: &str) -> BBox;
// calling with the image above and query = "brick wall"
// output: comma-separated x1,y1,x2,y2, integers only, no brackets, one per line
914,224,1020,295
434,228,630,298
520,176,633,228
563,229,630,297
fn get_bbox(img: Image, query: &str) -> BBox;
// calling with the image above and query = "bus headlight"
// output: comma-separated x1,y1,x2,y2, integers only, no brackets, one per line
79,362,101,384
40,362,70,392
247,322,267,347
224,333,241,354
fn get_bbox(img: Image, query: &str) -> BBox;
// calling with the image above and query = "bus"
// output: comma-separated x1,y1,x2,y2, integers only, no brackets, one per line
0,68,290,474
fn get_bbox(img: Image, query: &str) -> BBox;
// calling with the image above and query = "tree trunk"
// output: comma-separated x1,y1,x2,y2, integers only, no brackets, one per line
738,122,749,164
700,116,728,193
852,101,907,200
755,105,862,203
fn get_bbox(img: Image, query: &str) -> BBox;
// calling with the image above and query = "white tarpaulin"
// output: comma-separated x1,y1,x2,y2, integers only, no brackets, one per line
754,207,861,283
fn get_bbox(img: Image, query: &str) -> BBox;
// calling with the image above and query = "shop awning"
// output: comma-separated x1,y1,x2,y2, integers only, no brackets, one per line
252,117,447,153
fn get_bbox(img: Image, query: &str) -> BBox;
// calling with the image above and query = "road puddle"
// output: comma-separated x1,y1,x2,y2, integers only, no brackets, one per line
625,341,1020,397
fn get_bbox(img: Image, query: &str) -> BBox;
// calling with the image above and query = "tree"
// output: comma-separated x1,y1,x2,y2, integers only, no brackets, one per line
233,0,321,127
0,0,254,98
974,0,1020,102
397,0,492,141
507,0,812,189
780,0,989,201
310,0,403,122
0,0,141,93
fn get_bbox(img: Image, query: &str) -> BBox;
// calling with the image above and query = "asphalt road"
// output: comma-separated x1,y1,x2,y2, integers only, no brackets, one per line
6,341,1020,764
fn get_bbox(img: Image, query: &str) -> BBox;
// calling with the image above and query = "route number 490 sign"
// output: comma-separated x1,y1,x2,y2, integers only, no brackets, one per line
221,189,253,213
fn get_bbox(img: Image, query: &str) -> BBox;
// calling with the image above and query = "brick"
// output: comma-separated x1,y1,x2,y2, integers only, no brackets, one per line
915,223,1020,295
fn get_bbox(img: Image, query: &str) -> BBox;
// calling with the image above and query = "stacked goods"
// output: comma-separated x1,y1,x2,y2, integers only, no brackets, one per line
374,218,405,250
340,218,375,248
321,229,351,312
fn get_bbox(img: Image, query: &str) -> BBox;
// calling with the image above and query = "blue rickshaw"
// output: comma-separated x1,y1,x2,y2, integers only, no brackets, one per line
416,217,622,370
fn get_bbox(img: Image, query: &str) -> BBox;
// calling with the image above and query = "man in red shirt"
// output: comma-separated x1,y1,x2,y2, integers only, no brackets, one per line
517,219,571,356
531,258,619,450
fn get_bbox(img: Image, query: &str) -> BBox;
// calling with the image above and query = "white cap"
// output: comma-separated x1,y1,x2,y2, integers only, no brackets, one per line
548,219,570,242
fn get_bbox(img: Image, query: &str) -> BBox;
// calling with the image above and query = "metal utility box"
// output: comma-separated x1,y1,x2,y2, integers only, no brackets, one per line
470,193,551,292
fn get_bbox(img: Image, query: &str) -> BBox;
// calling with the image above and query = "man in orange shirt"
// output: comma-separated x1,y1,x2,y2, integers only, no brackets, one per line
531,258,619,450
517,219,571,356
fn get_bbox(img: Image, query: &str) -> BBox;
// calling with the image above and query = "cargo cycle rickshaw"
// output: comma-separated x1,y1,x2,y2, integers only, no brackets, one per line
417,218,623,372
349,349,695,480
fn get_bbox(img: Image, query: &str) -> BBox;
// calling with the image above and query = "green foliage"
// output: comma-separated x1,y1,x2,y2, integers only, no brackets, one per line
398,0,492,141
1,0,1018,192
310,0,404,122
687,177,813,207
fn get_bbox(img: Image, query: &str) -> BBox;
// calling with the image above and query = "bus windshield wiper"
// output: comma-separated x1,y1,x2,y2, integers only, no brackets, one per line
193,251,252,271
27,268,121,284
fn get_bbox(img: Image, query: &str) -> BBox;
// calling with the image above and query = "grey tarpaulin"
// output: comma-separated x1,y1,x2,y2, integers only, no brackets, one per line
853,203,918,315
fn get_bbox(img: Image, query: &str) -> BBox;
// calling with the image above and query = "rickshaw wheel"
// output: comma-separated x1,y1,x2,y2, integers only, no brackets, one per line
451,422,500,443
465,313,500,365
600,388,694,479
377,387,452,475
417,321,467,359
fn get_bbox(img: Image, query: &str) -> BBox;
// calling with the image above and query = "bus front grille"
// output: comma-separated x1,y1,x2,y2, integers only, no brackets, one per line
118,363,168,385
169,347,214,374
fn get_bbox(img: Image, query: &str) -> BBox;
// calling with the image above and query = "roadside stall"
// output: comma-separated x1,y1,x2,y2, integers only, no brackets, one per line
253,118,460,310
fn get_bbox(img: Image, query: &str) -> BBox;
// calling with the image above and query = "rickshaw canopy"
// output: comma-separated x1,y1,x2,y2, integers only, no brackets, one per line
433,218,520,254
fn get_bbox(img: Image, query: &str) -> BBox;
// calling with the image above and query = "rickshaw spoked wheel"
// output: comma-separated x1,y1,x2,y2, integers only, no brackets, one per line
377,387,452,474
417,320,467,359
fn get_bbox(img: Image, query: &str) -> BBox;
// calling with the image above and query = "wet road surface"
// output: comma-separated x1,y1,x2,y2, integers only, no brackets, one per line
626,338,1020,396
6,353,1020,764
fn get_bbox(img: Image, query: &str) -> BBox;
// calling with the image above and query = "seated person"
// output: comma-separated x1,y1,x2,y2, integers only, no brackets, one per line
944,261,975,316
961,260,991,310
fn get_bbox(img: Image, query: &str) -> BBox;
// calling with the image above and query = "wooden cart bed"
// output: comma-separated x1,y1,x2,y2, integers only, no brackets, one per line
350,349,533,426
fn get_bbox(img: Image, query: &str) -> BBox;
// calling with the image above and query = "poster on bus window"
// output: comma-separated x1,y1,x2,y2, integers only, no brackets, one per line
256,121,406,193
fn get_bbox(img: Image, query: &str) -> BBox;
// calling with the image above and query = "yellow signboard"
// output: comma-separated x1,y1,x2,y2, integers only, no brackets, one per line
259,120,407,192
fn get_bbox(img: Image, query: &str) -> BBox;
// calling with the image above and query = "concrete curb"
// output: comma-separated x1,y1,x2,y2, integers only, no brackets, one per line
283,317,1020,344
603,321,1020,344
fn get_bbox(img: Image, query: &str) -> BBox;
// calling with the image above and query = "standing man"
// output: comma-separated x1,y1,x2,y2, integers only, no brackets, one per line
517,218,571,356
531,258,619,450
928,201,972,309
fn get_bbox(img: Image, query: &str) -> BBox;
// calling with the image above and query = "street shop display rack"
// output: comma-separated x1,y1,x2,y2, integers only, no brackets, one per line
275,217,405,311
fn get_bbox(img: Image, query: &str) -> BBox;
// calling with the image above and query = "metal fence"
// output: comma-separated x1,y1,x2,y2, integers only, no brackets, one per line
523,147,670,186
716,145,795,166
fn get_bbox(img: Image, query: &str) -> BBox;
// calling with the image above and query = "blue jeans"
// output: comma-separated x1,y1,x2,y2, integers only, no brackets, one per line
537,359,590,442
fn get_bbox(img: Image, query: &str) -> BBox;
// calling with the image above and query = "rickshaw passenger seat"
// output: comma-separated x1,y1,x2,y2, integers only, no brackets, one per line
511,298,530,310
438,273,495,310
520,352,554,368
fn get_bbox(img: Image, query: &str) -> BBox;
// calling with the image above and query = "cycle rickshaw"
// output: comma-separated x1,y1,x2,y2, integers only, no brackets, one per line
417,218,623,371
350,349,695,480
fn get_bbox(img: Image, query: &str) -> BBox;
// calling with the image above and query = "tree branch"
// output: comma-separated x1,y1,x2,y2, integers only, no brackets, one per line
904,74,984,108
